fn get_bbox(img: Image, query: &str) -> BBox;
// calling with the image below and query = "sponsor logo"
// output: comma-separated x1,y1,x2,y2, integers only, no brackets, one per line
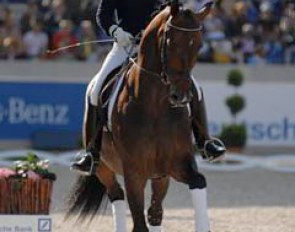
0,216,52,232
209,117,295,143
0,97,69,125
38,218,52,232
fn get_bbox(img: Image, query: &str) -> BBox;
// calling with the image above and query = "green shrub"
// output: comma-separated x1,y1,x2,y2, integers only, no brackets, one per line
227,69,244,87
226,94,246,116
219,124,247,148
219,68,247,150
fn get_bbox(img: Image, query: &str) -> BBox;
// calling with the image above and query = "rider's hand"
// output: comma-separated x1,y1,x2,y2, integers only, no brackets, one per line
109,25,134,48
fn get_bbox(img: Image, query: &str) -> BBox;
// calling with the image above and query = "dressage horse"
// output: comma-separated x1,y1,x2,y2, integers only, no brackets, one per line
67,3,212,232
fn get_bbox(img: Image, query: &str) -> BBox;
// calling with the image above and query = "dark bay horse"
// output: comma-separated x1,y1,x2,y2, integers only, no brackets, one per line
67,3,212,232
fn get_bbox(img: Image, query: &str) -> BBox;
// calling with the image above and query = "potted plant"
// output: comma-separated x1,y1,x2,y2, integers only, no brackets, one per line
0,153,56,214
219,69,247,152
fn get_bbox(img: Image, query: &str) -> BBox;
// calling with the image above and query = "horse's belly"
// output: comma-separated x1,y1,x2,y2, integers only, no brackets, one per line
101,132,124,175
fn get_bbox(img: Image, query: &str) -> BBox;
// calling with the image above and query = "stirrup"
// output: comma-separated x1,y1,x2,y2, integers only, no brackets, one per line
71,152,96,176
200,137,226,163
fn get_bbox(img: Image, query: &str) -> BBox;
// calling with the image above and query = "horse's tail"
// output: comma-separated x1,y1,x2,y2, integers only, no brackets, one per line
65,175,108,223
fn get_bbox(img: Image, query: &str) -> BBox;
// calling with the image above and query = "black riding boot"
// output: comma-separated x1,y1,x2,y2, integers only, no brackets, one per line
71,103,104,175
190,87,226,162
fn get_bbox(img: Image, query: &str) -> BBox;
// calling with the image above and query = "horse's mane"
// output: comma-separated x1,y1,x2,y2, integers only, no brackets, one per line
139,7,171,58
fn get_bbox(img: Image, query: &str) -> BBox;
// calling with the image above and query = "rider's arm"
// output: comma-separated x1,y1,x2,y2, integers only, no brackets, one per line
96,0,118,36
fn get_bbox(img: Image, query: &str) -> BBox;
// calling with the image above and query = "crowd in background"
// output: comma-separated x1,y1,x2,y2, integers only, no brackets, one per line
0,0,295,64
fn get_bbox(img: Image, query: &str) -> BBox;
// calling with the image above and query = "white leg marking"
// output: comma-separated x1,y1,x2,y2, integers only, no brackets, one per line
190,188,210,232
112,200,127,232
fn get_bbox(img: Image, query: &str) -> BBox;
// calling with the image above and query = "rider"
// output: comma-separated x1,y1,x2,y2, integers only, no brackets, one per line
71,0,226,175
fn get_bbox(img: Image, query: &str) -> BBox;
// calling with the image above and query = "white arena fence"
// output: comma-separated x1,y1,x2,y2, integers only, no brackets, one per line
1,62,295,148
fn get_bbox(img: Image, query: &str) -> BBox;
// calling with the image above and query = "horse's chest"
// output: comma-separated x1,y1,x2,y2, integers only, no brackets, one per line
115,105,192,152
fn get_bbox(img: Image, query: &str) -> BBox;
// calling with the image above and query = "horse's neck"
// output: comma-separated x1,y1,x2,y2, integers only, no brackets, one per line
132,49,168,114
124,8,171,114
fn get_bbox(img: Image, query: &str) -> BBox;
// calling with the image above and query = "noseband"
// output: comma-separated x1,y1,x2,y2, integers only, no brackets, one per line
130,14,203,86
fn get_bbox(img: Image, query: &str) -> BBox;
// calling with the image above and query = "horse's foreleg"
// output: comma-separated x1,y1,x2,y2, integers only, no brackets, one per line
124,171,148,232
96,161,126,232
148,177,169,232
171,158,210,232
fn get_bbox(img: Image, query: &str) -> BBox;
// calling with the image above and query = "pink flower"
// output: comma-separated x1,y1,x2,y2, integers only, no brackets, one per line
27,170,41,180
0,168,16,178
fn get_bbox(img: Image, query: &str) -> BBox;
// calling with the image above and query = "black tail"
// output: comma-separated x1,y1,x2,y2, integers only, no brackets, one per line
65,175,108,223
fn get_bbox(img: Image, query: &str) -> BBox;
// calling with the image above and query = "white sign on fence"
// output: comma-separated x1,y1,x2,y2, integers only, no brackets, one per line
0,216,52,232
202,82,295,146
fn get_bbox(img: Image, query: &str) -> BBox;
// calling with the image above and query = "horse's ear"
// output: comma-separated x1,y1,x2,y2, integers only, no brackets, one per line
195,3,213,21
170,1,180,17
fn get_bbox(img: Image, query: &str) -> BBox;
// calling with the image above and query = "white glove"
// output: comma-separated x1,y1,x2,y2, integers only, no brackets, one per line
109,25,134,48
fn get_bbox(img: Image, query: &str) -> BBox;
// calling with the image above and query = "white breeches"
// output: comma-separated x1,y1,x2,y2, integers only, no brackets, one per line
90,42,136,106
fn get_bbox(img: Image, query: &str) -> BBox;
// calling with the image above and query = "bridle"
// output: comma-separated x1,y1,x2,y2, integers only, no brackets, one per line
130,12,203,86
160,16,203,85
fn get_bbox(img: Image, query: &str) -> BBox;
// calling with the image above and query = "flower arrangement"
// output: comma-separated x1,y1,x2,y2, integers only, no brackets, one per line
13,153,56,180
0,153,56,215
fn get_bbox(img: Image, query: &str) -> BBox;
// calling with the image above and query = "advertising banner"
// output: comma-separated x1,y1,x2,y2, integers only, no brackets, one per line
1,79,295,147
203,82,295,147
0,82,86,140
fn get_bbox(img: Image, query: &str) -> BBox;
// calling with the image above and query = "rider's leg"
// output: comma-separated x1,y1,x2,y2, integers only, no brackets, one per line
71,43,132,175
190,77,226,162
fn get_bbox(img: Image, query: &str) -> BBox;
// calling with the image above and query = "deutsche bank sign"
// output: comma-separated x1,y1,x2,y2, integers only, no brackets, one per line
0,82,86,139
202,82,295,147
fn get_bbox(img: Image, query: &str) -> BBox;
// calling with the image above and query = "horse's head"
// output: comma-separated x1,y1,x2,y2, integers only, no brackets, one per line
157,3,212,107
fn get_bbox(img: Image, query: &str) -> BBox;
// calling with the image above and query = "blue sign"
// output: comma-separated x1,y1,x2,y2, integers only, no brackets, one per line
0,82,86,140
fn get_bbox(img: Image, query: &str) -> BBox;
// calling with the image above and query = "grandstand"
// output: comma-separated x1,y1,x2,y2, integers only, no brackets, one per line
1,0,294,63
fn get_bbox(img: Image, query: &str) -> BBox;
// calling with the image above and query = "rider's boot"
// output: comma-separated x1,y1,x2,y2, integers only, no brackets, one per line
191,87,226,162
71,103,103,175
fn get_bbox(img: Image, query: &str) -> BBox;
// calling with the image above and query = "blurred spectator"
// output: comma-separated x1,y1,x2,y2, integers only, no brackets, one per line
52,19,78,59
263,32,284,64
43,0,67,49
23,20,48,59
0,7,24,59
212,39,235,63
248,45,267,65
198,41,214,63
280,2,295,64
240,23,255,63
20,0,43,35
75,20,97,62
203,10,226,41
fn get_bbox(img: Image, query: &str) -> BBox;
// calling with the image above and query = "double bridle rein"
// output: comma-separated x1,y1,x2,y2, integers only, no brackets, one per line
130,14,203,85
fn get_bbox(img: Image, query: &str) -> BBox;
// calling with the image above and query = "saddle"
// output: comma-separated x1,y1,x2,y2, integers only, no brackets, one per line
99,61,132,131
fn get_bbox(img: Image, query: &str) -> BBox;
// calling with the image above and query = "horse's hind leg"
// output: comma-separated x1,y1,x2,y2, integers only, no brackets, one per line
171,157,210,232
96,161,126,232
148,177,169,232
